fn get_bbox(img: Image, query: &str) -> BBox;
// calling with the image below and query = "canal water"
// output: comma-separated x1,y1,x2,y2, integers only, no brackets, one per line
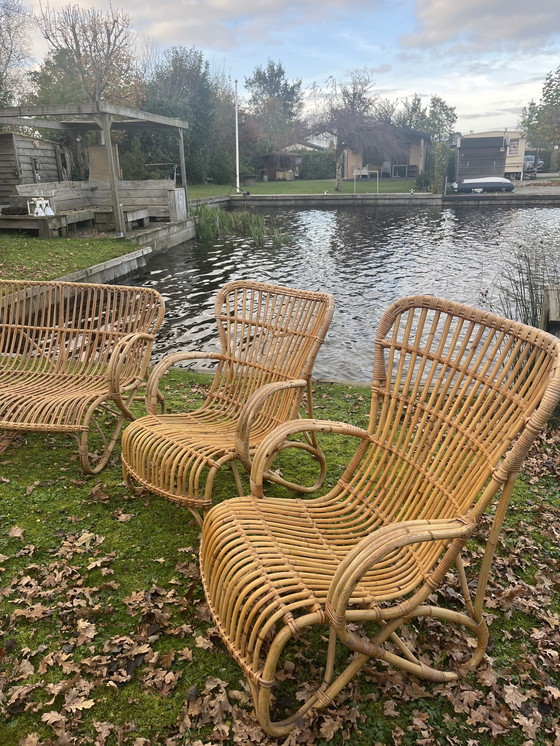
124,205,560,382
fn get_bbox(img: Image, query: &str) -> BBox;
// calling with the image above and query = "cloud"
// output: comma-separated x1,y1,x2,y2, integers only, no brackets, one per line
35,0,379,50
403,0,560,50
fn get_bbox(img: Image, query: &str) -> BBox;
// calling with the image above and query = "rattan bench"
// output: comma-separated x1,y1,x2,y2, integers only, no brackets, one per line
0,280,165,473
201,295,560,736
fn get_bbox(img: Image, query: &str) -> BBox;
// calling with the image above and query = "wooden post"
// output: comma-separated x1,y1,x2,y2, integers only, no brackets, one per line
54,143,64,181
541,286,560,335
177,128,189,218
95,111,126,236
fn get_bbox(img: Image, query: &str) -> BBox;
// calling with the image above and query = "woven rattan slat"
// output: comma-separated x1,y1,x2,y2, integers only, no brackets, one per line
121,280,334,524
0,279,165,473
200,294,560,736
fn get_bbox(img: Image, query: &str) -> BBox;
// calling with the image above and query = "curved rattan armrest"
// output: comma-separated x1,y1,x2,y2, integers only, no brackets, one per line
235,378,307,465
249,419,371,497
325,517,475,651
106,332,156,419
145,350,227,414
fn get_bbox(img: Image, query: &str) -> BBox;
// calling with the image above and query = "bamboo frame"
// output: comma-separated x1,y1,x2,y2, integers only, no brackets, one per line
200,294,560,736
121,280,335,524
0,279,165,473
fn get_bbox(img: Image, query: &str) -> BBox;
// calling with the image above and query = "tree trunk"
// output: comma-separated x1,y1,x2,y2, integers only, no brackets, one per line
335,148,344,191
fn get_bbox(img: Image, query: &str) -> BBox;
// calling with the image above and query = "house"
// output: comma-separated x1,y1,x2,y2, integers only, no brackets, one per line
456,131,526,182
344,126,431,180
0,132,71,203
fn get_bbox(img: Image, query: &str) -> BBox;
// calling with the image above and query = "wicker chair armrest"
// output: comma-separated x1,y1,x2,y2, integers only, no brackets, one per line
325,517,475,651
106,332,156,419
249,419,371,497
235,378,307,464
145,350,227,414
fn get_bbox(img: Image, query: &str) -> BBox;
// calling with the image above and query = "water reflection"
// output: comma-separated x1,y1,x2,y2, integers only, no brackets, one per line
122,205,560,382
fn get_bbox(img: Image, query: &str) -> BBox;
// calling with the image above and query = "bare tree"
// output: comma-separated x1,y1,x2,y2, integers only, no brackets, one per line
0,0,31,105
309,69,406,191
36,3,137,103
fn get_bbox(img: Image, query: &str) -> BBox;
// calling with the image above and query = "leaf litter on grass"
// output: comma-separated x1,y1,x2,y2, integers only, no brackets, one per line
0,380,559,745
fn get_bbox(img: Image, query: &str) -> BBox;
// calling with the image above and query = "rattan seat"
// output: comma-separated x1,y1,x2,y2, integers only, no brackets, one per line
0,280,165,473
0,372,125,429
200,294,560,736
121,280,334,524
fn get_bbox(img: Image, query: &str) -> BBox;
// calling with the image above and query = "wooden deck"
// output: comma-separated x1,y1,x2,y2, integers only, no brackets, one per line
0,210,95,238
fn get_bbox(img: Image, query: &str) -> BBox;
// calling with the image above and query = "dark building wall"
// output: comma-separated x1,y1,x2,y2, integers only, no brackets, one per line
456,137,506,181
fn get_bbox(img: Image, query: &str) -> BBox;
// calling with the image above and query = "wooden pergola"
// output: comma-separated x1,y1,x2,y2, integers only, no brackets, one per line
0,102,189,233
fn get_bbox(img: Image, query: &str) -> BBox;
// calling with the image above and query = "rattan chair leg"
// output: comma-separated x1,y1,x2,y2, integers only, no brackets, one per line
78,410,128,474
122,462,147,496
251,603,490,737
229,461,245,497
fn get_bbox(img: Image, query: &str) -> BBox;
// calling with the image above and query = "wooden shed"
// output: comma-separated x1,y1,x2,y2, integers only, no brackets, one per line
456,133,507,181
457,131,526,182
0,132,68,203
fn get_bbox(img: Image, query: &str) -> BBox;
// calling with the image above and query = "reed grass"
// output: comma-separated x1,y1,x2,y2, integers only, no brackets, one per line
490,241,560,327
192,204,292,248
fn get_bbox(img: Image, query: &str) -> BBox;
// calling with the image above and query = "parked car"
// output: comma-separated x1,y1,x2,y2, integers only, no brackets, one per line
524,155,544,172
452,177,515,193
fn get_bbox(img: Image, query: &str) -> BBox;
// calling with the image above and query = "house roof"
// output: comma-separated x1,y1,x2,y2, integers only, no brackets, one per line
397,126,432,141
0,102,188,133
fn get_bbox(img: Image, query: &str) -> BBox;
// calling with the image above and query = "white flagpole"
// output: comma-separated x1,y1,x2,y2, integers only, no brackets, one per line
235,79,240,192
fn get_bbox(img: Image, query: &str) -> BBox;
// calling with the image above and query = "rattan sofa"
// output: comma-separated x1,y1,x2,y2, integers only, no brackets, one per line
0,279,165,473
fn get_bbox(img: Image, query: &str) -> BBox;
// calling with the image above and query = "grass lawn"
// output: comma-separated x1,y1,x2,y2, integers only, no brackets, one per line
188,177,417,200
0,370,559,746
0,234,130,282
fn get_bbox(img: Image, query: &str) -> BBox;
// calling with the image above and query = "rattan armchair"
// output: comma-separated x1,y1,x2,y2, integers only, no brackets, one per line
0,280,165,473
121,280,335,524
200,295,560,736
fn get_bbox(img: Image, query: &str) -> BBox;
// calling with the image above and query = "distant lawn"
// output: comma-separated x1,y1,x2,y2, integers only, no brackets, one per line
188,177,417,200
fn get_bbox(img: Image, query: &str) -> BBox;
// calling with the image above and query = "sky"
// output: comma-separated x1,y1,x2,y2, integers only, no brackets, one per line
32,0,560,134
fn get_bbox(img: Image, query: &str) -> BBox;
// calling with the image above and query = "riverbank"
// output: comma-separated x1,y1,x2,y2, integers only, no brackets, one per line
1,177,560,283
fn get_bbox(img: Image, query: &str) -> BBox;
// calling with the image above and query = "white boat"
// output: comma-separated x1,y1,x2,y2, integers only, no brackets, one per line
452,177,515,193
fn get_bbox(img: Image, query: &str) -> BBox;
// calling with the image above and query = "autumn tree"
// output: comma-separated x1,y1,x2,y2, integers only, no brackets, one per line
35,3,140,104
425,95,457,144
394,94,430,132
245,60,304,152
137,47,217,184
520,66,560,168
0,0,31,106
